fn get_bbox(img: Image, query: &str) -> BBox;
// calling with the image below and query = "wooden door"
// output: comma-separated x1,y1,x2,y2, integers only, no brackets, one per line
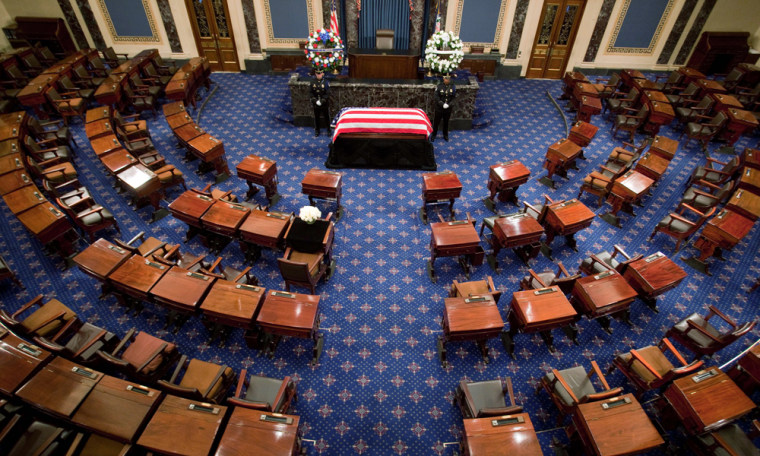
185,0,240,72
526,0,586,79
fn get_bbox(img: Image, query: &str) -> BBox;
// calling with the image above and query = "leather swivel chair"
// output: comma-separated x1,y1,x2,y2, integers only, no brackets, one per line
227,370,297,413
376,29,395,50
665,305,755,359
96,328,179,383
0,294,76,338
456,377,523,419
158,355,235,404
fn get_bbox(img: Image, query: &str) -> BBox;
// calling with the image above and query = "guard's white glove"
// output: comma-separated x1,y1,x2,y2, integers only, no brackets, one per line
316,100,322,106
443,103,449,109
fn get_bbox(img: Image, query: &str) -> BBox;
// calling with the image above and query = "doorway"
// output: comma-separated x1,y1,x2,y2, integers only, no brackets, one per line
185,0,240,72
526,0,586,79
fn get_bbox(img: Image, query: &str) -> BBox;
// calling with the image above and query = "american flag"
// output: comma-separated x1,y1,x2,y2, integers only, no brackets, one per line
434,0,441,32
330,0,340,37
332,108,433,142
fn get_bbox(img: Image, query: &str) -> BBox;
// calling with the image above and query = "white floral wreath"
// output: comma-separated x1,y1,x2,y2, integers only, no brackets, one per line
305,29,345,73
424,31,464,75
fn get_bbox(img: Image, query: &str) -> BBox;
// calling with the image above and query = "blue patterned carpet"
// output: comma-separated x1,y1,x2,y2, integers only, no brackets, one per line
1,73,759,455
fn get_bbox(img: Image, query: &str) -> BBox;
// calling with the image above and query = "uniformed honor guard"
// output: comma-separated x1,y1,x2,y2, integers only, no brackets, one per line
431,74,456,142
310,69,331,137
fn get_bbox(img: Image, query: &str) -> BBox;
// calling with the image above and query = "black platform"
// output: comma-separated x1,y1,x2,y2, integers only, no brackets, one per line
325,135,437,170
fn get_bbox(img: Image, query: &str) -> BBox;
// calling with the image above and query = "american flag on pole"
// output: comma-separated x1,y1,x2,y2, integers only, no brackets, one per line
434,0,441,32
332,108,433,142
330,0,340,36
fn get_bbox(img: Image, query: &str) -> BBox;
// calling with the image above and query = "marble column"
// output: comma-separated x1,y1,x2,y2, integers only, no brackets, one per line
74,0,106,49
657,0,697,65
156,0,182,53
242,0,261,53
56,0,89,49
409,0,425,52
506,0,530,59
583,0,616,63
346,0,359,49
675,0,716,65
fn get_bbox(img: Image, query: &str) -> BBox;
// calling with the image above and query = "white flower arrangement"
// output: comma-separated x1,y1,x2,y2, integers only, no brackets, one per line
299,205,322,223
305,29,344,72
424,31,464,75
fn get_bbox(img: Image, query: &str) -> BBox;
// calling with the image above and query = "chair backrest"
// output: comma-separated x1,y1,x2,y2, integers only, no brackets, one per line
666,71,683,85
7,64,25,80
22,53,42,69
715,180,735,201
277,258,312,283
721,155,739,174
684,82,700,97
45,86,61,101
725,67,742,83
59,75,75,90
129,73,142,86
23,135,41,153
103,47,117,61
376,29,395,49
144,62,159,77
635,104,649,120
38,47,55,61
72,64,88,79
695,95,714,110
626,87,639,101
709,111,728,128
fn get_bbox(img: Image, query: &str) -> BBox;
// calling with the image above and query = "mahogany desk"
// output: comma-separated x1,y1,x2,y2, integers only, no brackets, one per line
117,164,164,222
742,148,760,170
635,150,670,183
236,154,280,205
576,95,603,123
738,166,760,195
89,134,122,157
187,133,230,181
301,168,344,220
0,152,25,175
726,188,760,221
421,170,462,223
631,78,661,92
488,212,544,267
542,199,595,257
85,106,111,123
506,286,579,358
0,331,51,396
84,119,113,140
167,189,215,241
678,67,705,85
732,344,760,392
200,280,265,344
710,92,743,113
429,219,483,282
257,290,323,365
0,170,33,196
621,69,644,88
571,270,638,333
200,200,250,252
71,375,162,443
439,295,503,366
162,100,187,118
0,124,22,140
696,78,727,98
173,122,205,146
641,91,674,135
485,160,530,211
462,414,543,456
3,184,45,215
108,254,169,303
216,408,301,456
16,357,104,418
568,120,599,148
0,138,20,157
662,368,755,435
619,251,686,311
72,238,131,282
238,209,292,262
17,201,76,258
0,111,26,127
602,170,654,228
150,266,216,330
562,71,589,99
100,149,137,175
721,108,758,145
166,112,194,130
94,73,128,108
687,208,754,275
571,394,664,456
542,139,582,187
138,394,227,456
165,72,196,107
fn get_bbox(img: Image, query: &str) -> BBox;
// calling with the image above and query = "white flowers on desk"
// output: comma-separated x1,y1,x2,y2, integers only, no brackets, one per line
299,206,322,223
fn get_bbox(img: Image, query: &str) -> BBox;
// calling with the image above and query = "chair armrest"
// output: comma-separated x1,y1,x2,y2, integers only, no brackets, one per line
167,354,187,383
553,369,580,404
579,388,623,403
660,338,689,365
694,179,722,191
226,397,271,410
135,342,168,373
527,270,547,288
630,349,663,380
476,406,523,417
706,305,737,327
589,254,615,271
684,319,724,344
234,368,248,398
96,350,130,368
233,266,253,284
612,244,632,260
76,205,106,219
71,328,109,359
157,380,202,398
590,360,612,390
670,360,704,377
32,336,65,352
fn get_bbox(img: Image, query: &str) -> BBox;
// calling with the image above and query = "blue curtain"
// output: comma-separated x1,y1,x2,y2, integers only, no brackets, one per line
358,0,410,50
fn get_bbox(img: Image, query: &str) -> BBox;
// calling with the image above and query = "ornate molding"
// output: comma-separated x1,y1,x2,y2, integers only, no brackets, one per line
453,0,509,49
263,0,315,45
606,0,674,55
97,0,160,43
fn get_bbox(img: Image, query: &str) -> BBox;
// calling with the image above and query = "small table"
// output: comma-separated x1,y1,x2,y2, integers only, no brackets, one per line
562,71,589,99
686,208,754,275
710,93,744,114
0,152,25,175
0,332,52,396
542,139,582,187
90,134,123,157
100,149,137,175
576,95,602,123
506,286,579,357
200,200,251,252
85,106,111,123
238,209,292,262
17,202,76,258
166,112,194,130
485,160,530,211
85,118,114,139
622,251,687,311
162,100,187,117
662,368,755,435
649,135,679,160
16,357,104,418
216,408,301,456
738,166,760,195
696,78,727,97
542,199,595,257
488,212,544,267
642,93,675,135
301,168,344,220
187,133,230,182
421,171,462,223
137,395,227,456
726,188,760,221
108,254,169,303
462,414,543,456
200,280,265,344
568,120,599,148
3,184,45,215
236,154,280,205
150,266,216,330
678,67,705,85
71,375,161,443
174,123,205,146
257,290,323,365
721,108,759,146
167,189,215,241
439,295,504,366
0,170,32,196
742,148,760,170
602,170,654,227
634,150,670,183
117,164,164,222
0,139,20,157
571,394,664,456
571,270,638,333
429,219,483,282
73,238,132,296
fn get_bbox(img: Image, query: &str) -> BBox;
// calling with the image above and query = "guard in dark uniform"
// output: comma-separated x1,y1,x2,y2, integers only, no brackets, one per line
310,69,331,137
432,74,456,142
